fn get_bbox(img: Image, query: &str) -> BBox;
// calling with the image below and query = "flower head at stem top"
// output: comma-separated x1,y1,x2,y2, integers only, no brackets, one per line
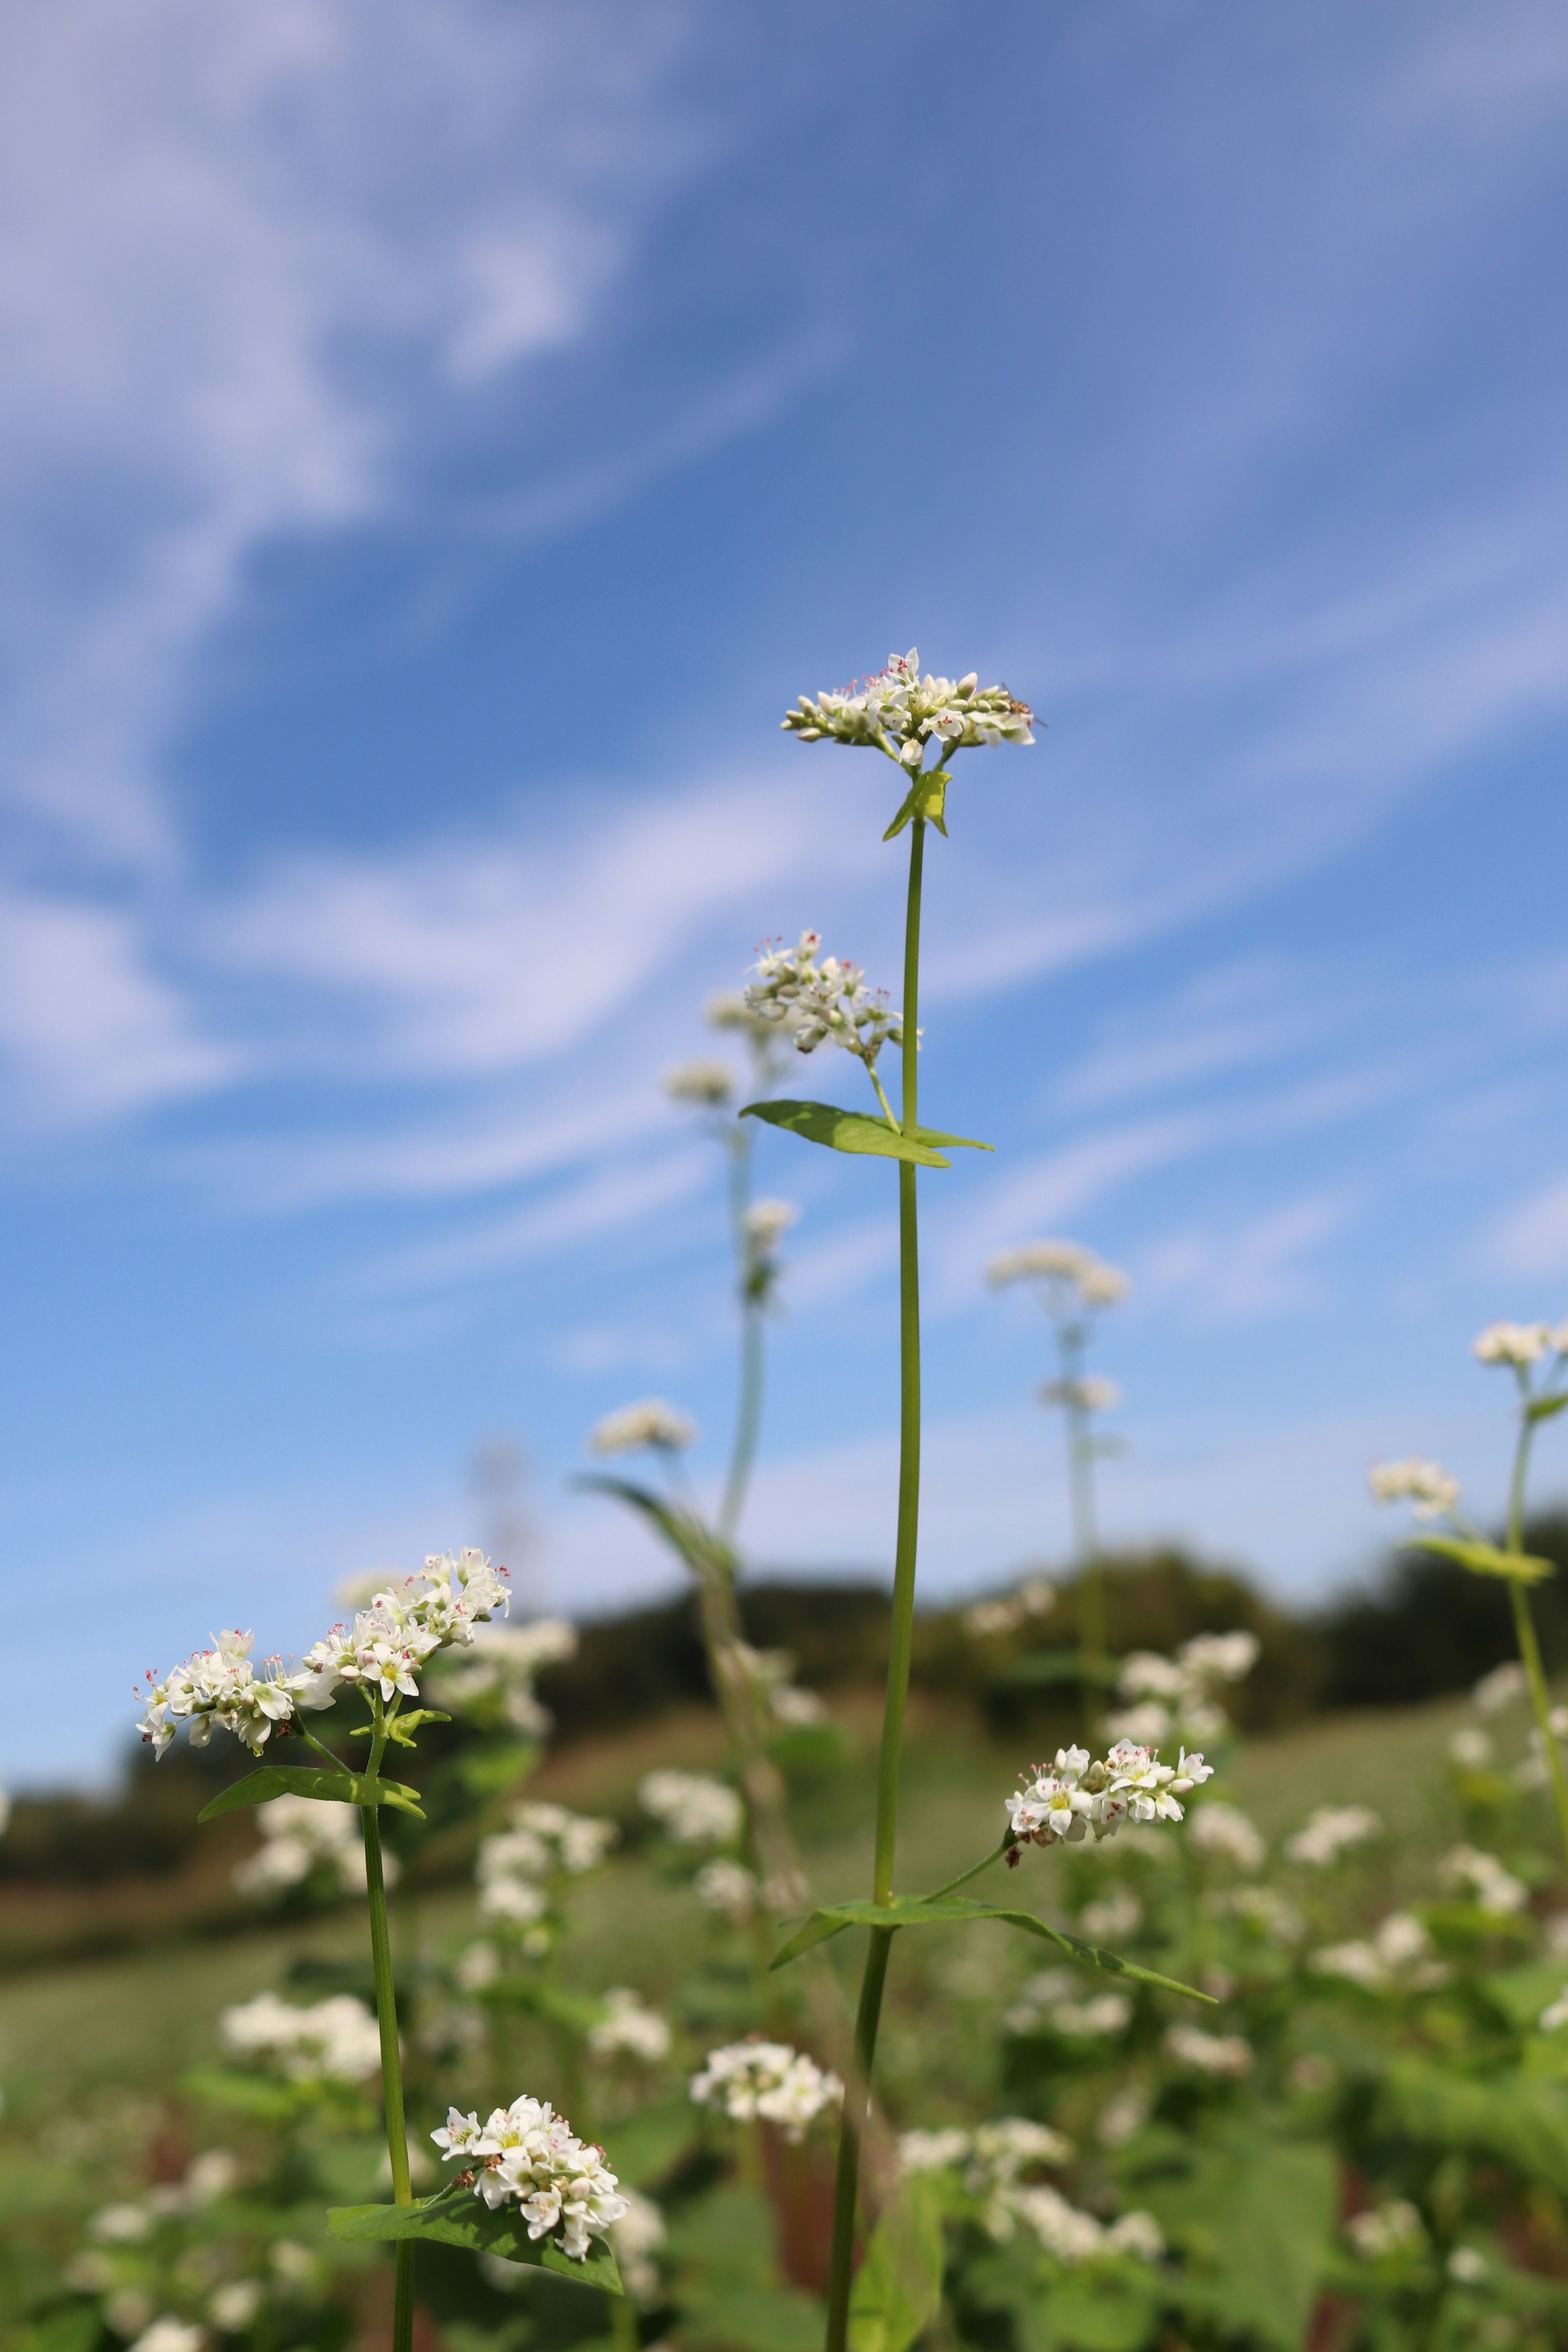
988,1238,1129,1314
744,931,909,1123
587,1399,697,1457
1003,1740,1214,1853
782,649,1034,842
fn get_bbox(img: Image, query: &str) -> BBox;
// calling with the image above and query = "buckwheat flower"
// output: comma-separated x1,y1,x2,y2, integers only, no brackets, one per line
1539,1984,1568,2032
1039,1374,1121,1412
207,2282,262,2332
1312,1912,1447,1993
1448,2246,1488,2284
1474,1661,1528,1714
233,1793,384,1903
1285,1804,1383,1867
639,1769,744,1847
1118,1652,1188,1702
1164,2023,1254,2077
512,1801,619,1875
435,2093,628,2262
783,650,1034,760
1188,1803,1266,1873
963,1584,1057,1639
1102,1701,1173,1749
1367,1456,1461,1522
609,2189,666,2304
91,2203,154,2243
744,933,906,1068
135,1629,339,1761
1179,1630,1261,1684
1096,2086,1152,2149
1207,1885,1305,1945
689,2039,842,2141
743,1198,799,1256
588,1988,672,2064
1346,2202,1425,2261
695,1858,758,1922
663,1060,737,1108
898,2127,973,2175
987,1239,1127,1306
1448,1726,1494,1770
1005,2186,1162,2267
1078,1885,1143,1941
1049,1993,1134,2039
129,2320,205,2352
479,1876,548,1928
588,1399,697,1457
1474,1320,1552,1367
219,1991,382,2083
1439,1844,1529,1915
968,2118,1074,2185
1006,1740,1210,1852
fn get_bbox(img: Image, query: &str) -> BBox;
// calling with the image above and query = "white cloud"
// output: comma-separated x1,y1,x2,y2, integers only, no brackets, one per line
1140,1193,1356,1321
1487,1174,1568,1278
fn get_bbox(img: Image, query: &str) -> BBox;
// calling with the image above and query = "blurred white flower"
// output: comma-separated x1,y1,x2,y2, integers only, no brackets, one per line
1538,1984,1568,2032
454,1939,501,1991
589,1987,672,2064
1095,2086,1152,2149
1285,1805,1383,1867
434,1618,577,1736
207,2282,262,2332
743,1198,799,1256
1448,1726,1494,1769
233,1794,384,1904
639,1770,744,1847
1346,2202,1425,2261
1188,1803,1266,1873
1163,2023,1253,2077
1474,1661,1529,1714
1448,2246,1488,2284
1439,1844,1529,1915
899,2126,974,2174
1473,1320,1553,1367
1206,1885,1304,1944
1312,1911,1448,1993
90,2204,153,2244
694,1858,758,1923
1038,1374,1121,1412
962,1579,1055,1640
588,1399,696,1456
609,2189,666,2303
744,932,906,1068
129,2320,205,2352
1077,1885,1143,1941
987,1239,1127,1307
1368,1457,1461,1521
662,1060,736,1108
219,1991,381,2084
690,2039,842,2141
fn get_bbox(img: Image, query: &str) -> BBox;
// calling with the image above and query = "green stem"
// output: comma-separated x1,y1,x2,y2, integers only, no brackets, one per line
1504,1412,1568,1875
824,818,926,2352
362,1720,414,2352
719,1301,765,1547
924,1839,1010,1903
1059,1321,1105,1718
824,1927,893,2352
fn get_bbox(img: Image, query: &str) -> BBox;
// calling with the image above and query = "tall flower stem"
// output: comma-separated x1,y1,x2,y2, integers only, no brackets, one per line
1058,1320,1106,1715
719,1125,765,1546
1504,1410,1568,1873
824,817,926,2352
361,1715,415,2352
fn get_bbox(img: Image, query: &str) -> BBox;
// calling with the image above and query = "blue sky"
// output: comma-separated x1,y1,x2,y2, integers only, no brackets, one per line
6,0,1568,1785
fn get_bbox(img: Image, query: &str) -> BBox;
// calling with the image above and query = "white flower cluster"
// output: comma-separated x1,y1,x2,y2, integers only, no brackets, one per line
743,1198,798,1259
744,932,906,1067
694,1857,759,1922
1539,1984,1568,2033
588,1987,672,2064
1204,1885,1304,1946
962,1578,1055,1641
898,2118,1157,2265
1312,1912,1448,1994
87,2153,242,2256
1449,1726,1493,1770
232,1795,385,1903
639,1769,744,1847
1474,1661,1528,1714
218,1992,381,2084
431,2096,628,2263
1187,1802,1267,1873
1003,1971,1131,2040
129,2321,205,2352
718,1639,827,1728
689,2039,842,2142
1368,1457,1461,1521
1163,2023,1254,2078
588,1399,696,1456
1473,1319,1567,1368
1346,2201,1426,2261
1077,1885,1143,1941
1284,1804,1383,1867
477,1802,618,1930
608,2189,666,2303
986,1239,1128,1307
1107,1631,1259,1751
783,651,1034,764
1438,1844,1529,1915
1005,1740,1213,1849
432,1617,578,1737
662,1060,737,1108
138,1553,510,1762
1039,1374,1121,1413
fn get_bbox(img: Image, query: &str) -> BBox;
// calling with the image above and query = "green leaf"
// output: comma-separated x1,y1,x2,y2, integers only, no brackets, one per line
573,1474,736,1581
883,769,951,841
741,1099,951,1167
1377,2057,1568,2193
848,2180,944,2352
1145,2129,1336,2352
768,1895,1214,2002
181,2066,338,2125
197,1764,425,1822
1407,1533,1556,1584
1528,1390,1568,1424
909,1125,993,1153
327,2194,622,2294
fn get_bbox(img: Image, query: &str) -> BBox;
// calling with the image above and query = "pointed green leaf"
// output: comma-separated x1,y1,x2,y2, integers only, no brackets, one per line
197,1764,425,1823
573,1474,736,1581
911,1124,993,1153
768,1895,1213,2001
1408,1534,1556,1584
327,2193,622,2292
849,2180,944,2352
1528,1390,1568,1425
883,770,950,841
741,1099,951,1166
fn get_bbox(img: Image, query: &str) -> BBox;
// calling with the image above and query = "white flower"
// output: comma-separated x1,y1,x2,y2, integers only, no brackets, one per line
962,1579,1055,1639
588,1988,672,2064
1312,1912,1448,1993
1039,1374,1121,1412
1005,1741,1212,1850
1285,1805,1383,1867
232,1794,385,1904
1474,1661,1528,1714
1078,1885,1143,1941
1448,1726,1494,1769
694,1858,758,1922
433,1618,577,1733
987,1239,1127,1305
1206,1885,1304,1944
1118,1653,1188,1702
1188,1803,1266,1873
508,1801,619,1875
898,2127,973,2175
1367,1456,1461,1520
968,2118,1074,2185
1163,2023,1253,2077
129,2321,205,2352
1439,1844,1529,1915
588,1399,696,1456
744,933,906,1067
269,2240,316,2286
1095,2087,1152,2149
104,2291,155,2340
207,2281,262,2331
1473,1320,1553,1367
689,2039,842,2142
783,651,1034,759
218,1991,381,2083
1102,1702,1173,1748
1346,2201,1425,2261
1179,1630,1261,1684
184,2151,241,2204
743,1198,799,1256
91,2203,154,2243
639,1770,744,1847
135,1628,340,1761
1049,1993,1133,2039
1538,1984,1568,2033
432,2093,628,2263
662,1060,736,1107
479,1876,548,1928
609,2189,666,2303
1004,2185,1161,2266
1448,2246,1488,2284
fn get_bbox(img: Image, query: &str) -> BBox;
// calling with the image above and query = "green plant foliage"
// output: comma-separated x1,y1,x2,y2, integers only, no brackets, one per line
740,1098,993,1167
196,1762,425,1821
769,1894,1215,2001
326,2195,622,2293
1138,2128,1338,2352
846,2181,944,2352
